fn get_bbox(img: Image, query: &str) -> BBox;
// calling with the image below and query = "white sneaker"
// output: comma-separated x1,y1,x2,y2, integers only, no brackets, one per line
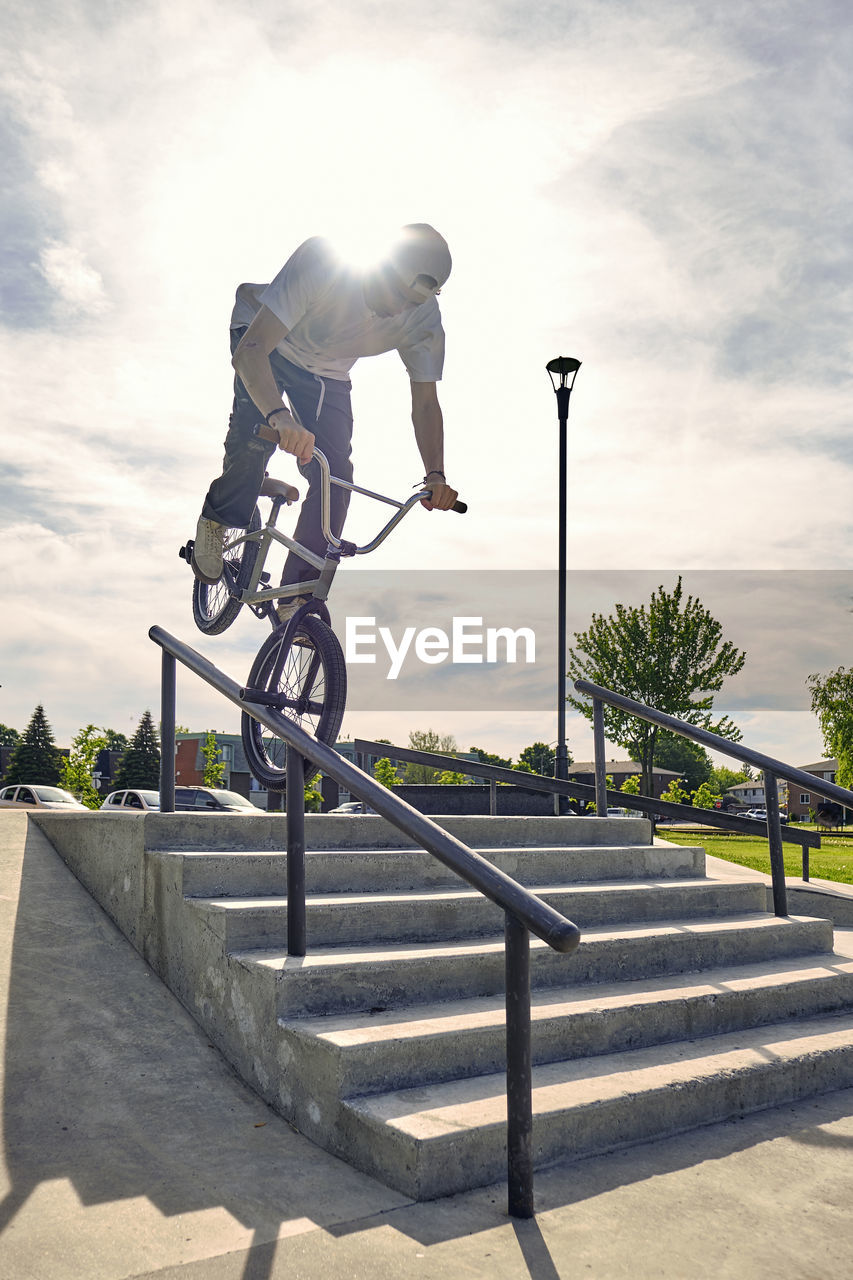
192,516,227,585
275,595,309,626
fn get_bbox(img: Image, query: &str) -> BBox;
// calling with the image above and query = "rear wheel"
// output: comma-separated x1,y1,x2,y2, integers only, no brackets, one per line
241,612,347,790
192,508,262,635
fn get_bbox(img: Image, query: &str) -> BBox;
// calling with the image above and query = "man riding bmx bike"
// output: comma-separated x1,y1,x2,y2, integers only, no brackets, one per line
192,222,459,623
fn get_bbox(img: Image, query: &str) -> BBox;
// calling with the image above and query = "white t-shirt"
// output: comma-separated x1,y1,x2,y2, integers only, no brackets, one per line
230,237,445,384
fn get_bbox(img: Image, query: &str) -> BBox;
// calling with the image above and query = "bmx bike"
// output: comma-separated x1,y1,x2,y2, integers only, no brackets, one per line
180,423,466,790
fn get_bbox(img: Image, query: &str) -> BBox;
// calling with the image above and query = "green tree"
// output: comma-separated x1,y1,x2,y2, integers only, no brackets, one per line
660,777,690,806
101,728,129,752
650,731,712,793
4,705,62,785
114,711,161,789
518,742,558,776
404,730,457,784
620,774,641,795
567,577,746,795
0,724,20,748
691,781,721,810
373,758,401,788
201,731,226,787
436,770,466,784
60,725,106,808
708,765,749,794
469,745,513,769
807,666,853,790
303,782,323,812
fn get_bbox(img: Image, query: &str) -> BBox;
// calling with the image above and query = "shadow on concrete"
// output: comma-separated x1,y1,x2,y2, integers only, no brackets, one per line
512,1218,563,1279
322,1085,853,1253
0,819,407,1278
6,815,853,1279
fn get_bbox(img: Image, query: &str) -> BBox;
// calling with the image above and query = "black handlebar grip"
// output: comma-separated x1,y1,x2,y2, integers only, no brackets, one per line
452,500,467,514
254,422,281,444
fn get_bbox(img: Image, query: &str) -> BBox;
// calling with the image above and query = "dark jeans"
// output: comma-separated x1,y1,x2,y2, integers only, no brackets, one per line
202,329,353,585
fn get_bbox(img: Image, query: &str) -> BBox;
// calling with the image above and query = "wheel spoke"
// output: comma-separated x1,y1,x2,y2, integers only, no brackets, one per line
242,612,346,789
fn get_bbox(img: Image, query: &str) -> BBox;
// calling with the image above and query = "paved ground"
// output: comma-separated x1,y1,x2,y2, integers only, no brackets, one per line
3,810,853,1279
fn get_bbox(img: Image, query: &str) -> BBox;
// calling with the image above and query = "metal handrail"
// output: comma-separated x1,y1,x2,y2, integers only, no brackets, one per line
149,624,580,1218
574,681,853,810
352,739,821,859
573,679,853,918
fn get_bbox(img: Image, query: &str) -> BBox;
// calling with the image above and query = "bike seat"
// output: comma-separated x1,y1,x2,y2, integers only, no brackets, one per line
260,476,300,504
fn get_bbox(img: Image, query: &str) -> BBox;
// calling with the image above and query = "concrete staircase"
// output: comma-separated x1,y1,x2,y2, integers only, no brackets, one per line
46,812,853,1200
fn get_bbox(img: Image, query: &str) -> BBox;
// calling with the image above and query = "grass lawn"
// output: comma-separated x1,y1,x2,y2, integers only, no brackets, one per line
658,828,853,887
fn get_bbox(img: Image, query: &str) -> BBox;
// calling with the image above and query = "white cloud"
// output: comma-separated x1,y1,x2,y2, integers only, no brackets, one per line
1,0,850,762
36,239,109,316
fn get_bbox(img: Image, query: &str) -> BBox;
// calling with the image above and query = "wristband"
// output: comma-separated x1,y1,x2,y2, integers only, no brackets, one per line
423,470,446,483
265,407,289,425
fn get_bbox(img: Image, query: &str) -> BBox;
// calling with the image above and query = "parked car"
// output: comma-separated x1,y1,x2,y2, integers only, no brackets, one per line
101,789,161,812
743,808,789,824
173,786,258,813
0,784,88,810
328,801,378,815
606,807,631,817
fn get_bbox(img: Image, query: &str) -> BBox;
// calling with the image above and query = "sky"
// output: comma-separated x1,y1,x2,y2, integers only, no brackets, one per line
1,0,851,770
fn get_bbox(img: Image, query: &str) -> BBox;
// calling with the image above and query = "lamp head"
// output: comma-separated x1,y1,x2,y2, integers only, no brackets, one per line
546,356,582,392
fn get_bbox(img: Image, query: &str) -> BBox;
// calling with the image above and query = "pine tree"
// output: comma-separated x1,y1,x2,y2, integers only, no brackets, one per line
114,711,161,789
4,705,62,785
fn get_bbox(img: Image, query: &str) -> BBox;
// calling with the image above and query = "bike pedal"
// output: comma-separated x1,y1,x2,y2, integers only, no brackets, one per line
259,571,271,584
179,539,195,563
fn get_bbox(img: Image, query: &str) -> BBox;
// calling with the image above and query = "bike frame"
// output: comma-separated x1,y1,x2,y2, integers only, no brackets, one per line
224,448,435,613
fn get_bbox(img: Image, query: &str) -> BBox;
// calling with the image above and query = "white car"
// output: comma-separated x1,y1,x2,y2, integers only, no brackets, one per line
0,784,88,810
101,789,161,812
328,801,377,815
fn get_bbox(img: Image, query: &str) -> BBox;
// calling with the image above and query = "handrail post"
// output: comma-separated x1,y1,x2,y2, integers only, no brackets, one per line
160,650,176,813
505,911,534,1218
592,698,607,816
490,777,497,816
764,769,788,917
286,747,307,956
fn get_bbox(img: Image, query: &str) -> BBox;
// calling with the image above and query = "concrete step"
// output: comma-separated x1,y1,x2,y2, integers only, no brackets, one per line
143,813,652,855
187,879,766,950
162,843,707,900
234,914,834,1016
280,954,853,1098
339,1011,853,1198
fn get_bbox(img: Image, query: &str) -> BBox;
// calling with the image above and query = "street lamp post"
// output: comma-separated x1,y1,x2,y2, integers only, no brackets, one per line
546,356,582,804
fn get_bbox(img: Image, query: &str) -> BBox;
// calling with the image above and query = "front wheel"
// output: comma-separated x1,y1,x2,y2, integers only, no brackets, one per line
192,508,262,635
241,612,347,790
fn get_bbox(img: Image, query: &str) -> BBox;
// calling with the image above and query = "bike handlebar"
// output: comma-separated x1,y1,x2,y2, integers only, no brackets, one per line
253,421,467,515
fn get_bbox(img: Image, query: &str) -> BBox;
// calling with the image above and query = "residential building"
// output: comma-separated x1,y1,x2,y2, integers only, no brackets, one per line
786,759,843,823
174,732,259,804
723,777,787,812
566,760,680,799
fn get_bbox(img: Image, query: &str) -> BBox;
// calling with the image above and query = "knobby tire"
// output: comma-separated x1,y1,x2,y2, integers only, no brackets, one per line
192,508,262,635
241,612,347,790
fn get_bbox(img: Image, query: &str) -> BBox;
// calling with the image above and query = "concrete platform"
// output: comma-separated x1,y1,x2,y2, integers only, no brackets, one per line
4,811,853,1278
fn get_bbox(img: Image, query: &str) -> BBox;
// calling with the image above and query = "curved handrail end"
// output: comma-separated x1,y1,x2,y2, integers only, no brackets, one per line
549,920,582,955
